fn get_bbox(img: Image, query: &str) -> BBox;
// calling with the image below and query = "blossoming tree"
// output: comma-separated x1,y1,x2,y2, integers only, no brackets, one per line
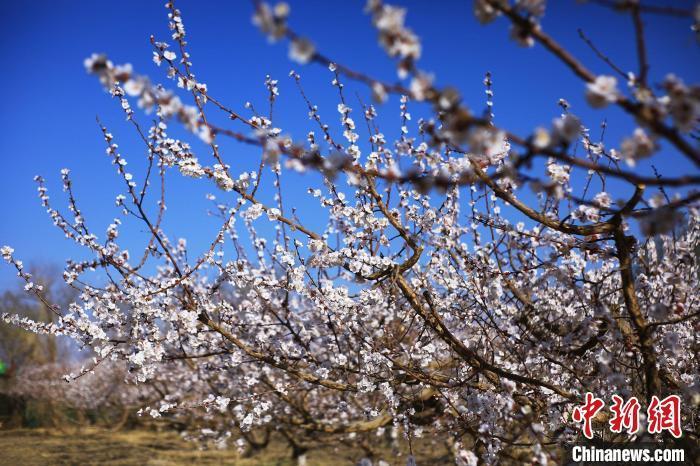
2,0,699,463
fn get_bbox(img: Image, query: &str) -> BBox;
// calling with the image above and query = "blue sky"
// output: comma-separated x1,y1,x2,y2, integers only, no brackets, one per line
1,0,698,288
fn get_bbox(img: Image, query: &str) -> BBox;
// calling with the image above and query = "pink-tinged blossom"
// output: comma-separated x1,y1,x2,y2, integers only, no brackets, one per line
586,75,619,108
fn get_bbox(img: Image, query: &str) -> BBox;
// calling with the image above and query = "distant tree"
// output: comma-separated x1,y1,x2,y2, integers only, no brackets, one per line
0,265,75,376
0,266,77,426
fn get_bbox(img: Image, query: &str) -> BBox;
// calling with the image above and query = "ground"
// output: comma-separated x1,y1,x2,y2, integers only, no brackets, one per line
0,428,452,465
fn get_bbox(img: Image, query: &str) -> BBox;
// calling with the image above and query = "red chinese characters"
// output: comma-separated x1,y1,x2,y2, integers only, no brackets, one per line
573,393,683,438
647,395,682,438
572,392,605,439
609,395,640,434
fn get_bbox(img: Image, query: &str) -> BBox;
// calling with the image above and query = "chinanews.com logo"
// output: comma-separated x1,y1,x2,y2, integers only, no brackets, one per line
566,444,687,465
563,392,696,465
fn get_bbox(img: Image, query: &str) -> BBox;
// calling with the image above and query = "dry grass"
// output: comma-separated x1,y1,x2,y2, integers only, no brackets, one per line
0,428,452,465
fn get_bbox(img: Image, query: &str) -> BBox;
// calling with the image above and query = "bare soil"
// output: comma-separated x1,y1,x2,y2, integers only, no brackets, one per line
0,428,451,465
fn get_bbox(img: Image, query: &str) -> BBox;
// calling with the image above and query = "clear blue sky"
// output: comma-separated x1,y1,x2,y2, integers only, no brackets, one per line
1,0,698,288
